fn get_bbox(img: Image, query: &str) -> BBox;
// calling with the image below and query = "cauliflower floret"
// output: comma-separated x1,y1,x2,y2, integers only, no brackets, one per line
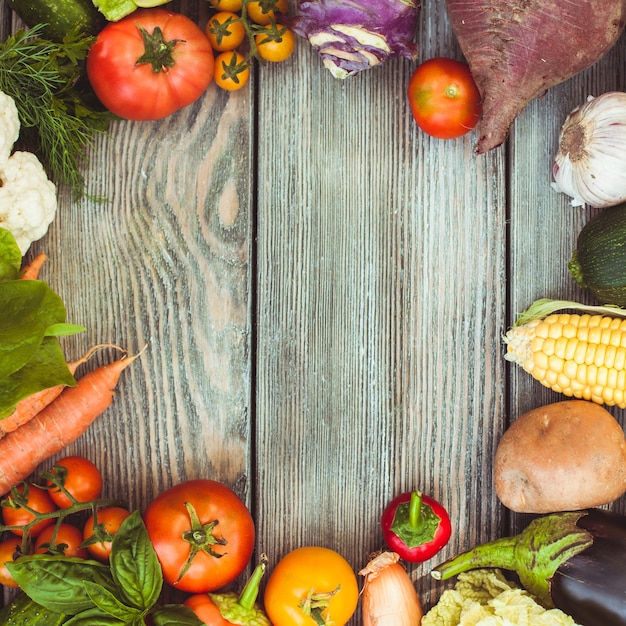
0,151,57,254
0,91,20,164
423,570,581,626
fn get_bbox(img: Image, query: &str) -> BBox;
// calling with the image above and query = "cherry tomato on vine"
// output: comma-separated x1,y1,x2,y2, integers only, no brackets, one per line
209,0,243,10
407,57,482,139
143,479,255,593
86,8,214,121
214,51,250,91
247,0,288,25
0,537,21,587
205,11,246,52
1,484,57,537
264,546,359,626
255,26,295,62
35,523,89,558
46,456,103,508
83,506,132,562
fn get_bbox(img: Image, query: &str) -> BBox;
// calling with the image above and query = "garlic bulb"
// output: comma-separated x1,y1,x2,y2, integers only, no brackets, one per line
552,92,626,208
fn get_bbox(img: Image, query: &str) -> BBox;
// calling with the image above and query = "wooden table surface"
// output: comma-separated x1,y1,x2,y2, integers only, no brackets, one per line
2,0,626,620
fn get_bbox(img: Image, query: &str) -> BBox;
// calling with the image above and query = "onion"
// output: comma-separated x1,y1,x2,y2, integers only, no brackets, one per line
552,92,626,208
359,551,423,626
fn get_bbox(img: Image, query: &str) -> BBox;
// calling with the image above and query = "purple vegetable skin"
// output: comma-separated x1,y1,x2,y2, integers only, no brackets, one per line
288,0,420,78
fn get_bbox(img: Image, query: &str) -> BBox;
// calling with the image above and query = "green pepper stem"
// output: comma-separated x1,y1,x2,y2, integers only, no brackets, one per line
409,491,422,529
238,556,267,610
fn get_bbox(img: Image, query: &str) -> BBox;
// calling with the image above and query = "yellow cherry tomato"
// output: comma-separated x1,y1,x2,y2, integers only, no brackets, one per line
214,51,250,91
208,0,243,11
255,26,294,62
246,0,288,25
205,11,246,51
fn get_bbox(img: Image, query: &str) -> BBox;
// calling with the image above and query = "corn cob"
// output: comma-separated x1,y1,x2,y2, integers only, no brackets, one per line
504,299,626,408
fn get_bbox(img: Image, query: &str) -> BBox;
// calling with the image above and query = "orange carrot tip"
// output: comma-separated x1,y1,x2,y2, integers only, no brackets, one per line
20,253,47,280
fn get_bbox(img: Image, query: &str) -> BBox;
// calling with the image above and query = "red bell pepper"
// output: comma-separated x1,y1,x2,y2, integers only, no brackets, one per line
381,490,452,562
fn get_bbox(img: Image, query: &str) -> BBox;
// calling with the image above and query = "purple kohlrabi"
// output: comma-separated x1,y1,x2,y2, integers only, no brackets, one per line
288,0,420,78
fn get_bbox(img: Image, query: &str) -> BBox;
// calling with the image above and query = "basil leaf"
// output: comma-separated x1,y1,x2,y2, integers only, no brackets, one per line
83,579,141,621
45,322,86,337
151,605,205,626
0,280,70,379
7,554,117,615
110,510,163,611
0,591,66,626
0,228,21,282
64,607,126,625
0,337,78,419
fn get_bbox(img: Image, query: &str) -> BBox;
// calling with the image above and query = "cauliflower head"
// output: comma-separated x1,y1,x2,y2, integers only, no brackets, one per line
0,90,20,164
422,569,581,626
0,151,57,255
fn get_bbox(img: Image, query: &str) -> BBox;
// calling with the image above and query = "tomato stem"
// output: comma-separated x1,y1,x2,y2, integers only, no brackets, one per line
135,25,184,73
299,586,340,626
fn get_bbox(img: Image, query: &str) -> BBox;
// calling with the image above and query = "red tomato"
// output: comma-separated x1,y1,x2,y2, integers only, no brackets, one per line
46,456,103,508
0,536,21,588
83,506,132,562
264,547,359,626
407,57,482,139
183,594,230,625
86,8,214,121
1,484,57,537
143,479,255,593
35,523,89,558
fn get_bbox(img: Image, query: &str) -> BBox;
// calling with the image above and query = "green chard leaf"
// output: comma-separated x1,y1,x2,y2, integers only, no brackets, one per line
110,511,163,611
0,229,21,282
7,554,117,615
91,0,139,21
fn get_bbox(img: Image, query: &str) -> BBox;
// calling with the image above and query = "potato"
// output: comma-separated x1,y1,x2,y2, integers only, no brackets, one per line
494,400,626,513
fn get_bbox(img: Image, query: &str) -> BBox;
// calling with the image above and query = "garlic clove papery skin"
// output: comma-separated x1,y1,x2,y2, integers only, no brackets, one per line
359,552,423,626
553,92,626,209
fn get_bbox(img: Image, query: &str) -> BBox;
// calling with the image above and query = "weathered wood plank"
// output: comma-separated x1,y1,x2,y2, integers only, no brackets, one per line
254,0,507,615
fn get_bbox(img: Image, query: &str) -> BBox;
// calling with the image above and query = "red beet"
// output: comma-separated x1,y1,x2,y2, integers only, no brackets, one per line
445,0,626,153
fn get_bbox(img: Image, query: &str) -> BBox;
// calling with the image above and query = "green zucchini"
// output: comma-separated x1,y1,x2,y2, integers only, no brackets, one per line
569,203,626,306
0,592,66,625
7,0,106,42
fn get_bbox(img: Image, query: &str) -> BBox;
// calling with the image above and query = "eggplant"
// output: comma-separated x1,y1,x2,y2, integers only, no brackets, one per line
432,509,626,626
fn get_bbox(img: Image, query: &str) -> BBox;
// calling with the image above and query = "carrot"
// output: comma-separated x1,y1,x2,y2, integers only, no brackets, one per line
19,253,47,280
0,350,140,496
0,344,126,438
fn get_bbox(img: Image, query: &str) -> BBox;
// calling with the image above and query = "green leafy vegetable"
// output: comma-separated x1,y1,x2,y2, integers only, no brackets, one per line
91,0,143,22
0,24,113,197
0,591,66,625
0,228,84,418
6,511,203,625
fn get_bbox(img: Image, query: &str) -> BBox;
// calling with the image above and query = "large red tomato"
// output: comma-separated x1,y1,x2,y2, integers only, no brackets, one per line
143,479,255,593
407,57,482,140
86,8,214,121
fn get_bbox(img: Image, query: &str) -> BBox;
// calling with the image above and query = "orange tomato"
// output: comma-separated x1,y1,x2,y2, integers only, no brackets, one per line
205,11,246,52
1,484,57,537
246,0,288,25
35,523,89,559
0,537,21,588
255,26,294,62
83,506,131,562
46,456,103,508
264,547,359,626
209,0,243,10
214,51,250,91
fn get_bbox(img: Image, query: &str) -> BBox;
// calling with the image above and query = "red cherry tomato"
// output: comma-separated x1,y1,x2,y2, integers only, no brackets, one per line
0,536,21,587
83,506,132,562
35,523,89,558
407,57,482,139
1,484,57,537
143,479,255,593
46,456,103,508
87,8,214,120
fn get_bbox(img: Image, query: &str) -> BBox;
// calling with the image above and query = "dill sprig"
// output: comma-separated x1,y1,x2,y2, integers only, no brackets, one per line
0,24,114,198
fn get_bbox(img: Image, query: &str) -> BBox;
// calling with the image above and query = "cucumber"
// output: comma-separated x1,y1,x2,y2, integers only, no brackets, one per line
7,0,106,42
0,592,65,626
569,203,626,306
